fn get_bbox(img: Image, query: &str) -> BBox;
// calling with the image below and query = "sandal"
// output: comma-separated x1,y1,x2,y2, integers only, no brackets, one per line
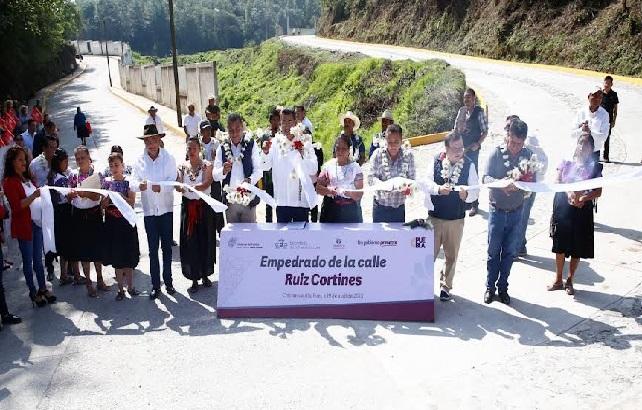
41,289,57,304
59,276,74,286
564,279,575,295
547,281,564,291
128,288,141,297
73,276,87,286
187,283,199,294
115,291,125,301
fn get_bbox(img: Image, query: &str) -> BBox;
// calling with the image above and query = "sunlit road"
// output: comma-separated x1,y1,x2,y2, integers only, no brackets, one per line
0,47,640,409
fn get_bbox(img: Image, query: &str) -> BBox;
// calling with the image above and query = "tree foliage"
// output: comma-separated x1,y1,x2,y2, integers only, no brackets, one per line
76,0,321,56
0,0,81,100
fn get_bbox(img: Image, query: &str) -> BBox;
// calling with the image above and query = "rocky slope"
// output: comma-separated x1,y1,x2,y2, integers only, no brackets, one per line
319,0,642,76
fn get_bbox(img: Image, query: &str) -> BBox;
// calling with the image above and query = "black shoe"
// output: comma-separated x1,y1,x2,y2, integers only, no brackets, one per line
149,288,161,300
1,313,22,325
439,289,452,302
202,277,212,288
498,291,511,305
166,286,176,295
484,289,494,304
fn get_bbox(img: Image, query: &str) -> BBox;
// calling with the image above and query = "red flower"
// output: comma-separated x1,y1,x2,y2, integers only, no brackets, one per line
519,172,535,182
293,140,304,150
236,187,250,195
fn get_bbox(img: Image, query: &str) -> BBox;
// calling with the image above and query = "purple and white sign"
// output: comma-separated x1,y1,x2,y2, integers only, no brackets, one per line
217,223,434,322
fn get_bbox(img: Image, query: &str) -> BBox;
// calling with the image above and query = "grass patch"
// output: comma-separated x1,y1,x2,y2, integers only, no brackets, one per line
150,39,465,154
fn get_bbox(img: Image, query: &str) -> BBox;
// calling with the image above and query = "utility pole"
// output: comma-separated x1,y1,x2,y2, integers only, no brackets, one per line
286,0,290,35
102,18,113,87
168,0,182,127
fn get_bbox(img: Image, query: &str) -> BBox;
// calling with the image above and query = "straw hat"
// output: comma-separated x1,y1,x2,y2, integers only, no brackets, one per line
380,109,394,121
340,111,361,131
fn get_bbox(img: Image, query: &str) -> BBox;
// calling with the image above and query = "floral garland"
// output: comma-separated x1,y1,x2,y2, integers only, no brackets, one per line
222,132,253,164
380,147,412,181
501,146,542,182
223,185,254,206
438,152,464,186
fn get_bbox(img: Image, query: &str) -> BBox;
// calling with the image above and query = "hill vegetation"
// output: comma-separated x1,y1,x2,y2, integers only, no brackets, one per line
319,0,642,76
147,40,466,154
76,0,320,56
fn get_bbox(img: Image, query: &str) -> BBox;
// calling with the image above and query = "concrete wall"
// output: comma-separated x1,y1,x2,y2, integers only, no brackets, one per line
120,60,218,120
71,40,133,65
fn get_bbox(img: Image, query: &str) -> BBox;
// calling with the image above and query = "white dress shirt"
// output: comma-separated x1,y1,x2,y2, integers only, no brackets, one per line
202,139,219,162
213,140,262,187
132,148,177,216
183,113,202,137
423,161,480,211
571,106,610,152
21,130,35,151
145,114,165,133
261,136,318,208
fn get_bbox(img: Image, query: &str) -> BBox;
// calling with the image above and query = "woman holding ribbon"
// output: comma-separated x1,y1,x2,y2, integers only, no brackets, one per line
47,148,81,285
548,133,602,295
69,146,107,297
317,135,364,223
102,152,140,301
176,137,215,293
3,146,56,307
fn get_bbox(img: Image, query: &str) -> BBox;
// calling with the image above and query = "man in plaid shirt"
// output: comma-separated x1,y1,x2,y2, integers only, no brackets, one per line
454,88,487,216
368,124,416,223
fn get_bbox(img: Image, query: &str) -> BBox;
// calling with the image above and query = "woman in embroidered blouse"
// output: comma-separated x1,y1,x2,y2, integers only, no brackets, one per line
101,153,140,301
549,133,602,295
69,146,107,297
101,145,132,177
47,148,81,285
176,137,215,293
3,146,56,307
317,135,364,223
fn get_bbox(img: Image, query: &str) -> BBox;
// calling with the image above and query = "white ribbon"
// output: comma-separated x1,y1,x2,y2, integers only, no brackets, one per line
240,182,277,208
149,180,228,213
288,150,317,210
40,186,137,254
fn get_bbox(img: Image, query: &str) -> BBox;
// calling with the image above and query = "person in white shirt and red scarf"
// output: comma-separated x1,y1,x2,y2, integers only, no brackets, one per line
132,124,177,299
261,108,317,223
213,113,262,223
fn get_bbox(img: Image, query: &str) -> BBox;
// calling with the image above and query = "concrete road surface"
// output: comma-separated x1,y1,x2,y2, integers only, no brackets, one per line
0,40,641,410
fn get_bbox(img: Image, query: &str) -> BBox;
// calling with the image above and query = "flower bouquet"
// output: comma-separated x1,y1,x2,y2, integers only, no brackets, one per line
223,185,254,206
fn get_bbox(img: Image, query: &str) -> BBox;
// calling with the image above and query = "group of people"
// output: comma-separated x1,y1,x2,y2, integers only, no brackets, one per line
0,75,618,332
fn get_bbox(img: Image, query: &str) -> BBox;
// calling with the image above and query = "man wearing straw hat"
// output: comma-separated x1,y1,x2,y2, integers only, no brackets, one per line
145,106,165,134
369,109,395,158
338,111,366,166
132,124,177,299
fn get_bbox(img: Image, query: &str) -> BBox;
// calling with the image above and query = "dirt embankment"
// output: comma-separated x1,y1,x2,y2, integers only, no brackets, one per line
319,0,642,76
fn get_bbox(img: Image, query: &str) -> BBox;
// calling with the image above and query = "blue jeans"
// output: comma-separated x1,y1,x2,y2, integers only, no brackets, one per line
144,212,174,290
373,201,405,223
276,206,309,223
518,193,536,253
486,205,523,293
17,223,46,296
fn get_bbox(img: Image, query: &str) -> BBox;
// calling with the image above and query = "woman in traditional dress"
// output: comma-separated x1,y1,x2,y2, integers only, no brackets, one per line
101,153,140,301
47,148,81,285
69,146,107,297
3,146,56,307
548,133,602,295
317,134,364,223
176,137,215,293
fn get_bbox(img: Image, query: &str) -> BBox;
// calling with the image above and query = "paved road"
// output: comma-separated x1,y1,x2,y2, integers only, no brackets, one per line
0,46,641,409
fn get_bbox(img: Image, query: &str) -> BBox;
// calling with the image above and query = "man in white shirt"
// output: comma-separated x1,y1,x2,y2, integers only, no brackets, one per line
213,113,262,223
294,105,314,134
21,119,37,152
572,88,610,162
132,124,177,299
182,103,202,140
145,106,165,134
261,108,318,223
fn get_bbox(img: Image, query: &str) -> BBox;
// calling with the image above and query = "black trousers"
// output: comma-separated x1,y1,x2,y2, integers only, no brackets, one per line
276,206,309,223
603,127,612,160
0,247,8,316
